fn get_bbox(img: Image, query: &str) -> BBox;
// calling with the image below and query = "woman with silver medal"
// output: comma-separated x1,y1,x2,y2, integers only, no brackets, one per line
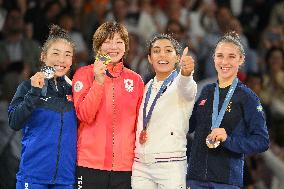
187,31,269,189
8,25,77,189
132,34,197,189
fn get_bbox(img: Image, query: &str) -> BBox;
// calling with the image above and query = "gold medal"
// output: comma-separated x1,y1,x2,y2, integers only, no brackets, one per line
206,136,220,148
139,129,148,144
95,54,111,65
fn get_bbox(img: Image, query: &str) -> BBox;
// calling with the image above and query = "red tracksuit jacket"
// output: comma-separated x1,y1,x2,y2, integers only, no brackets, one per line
72,62,144,171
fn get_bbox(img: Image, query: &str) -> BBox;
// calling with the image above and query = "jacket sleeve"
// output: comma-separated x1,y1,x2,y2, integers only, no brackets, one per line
72,67,104,124
8,81,42,131
222,95,269,155
176,73,197,102
134,77,145,133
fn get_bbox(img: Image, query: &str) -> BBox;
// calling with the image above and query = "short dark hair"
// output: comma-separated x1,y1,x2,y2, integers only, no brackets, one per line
92,21,129,55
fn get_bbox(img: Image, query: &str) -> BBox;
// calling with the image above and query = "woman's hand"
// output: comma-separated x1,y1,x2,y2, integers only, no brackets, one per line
180,47,195,76
93,60,107,85
208,128,228,142
30,72,45,88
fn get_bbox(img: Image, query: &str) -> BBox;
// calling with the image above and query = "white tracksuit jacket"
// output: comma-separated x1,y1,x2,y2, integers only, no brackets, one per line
134,72,197,161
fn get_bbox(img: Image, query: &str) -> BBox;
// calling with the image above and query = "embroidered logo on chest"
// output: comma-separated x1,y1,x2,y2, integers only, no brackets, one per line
124,79,134,92
40,97,51,102
226,101,232,112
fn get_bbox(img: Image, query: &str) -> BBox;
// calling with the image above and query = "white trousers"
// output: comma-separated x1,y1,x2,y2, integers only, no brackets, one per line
131,159,187,189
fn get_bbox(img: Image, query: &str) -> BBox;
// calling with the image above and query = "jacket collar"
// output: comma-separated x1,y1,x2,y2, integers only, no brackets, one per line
106,62,124,78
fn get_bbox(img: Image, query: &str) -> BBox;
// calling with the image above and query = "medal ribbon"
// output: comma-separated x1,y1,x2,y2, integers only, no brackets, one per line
211,77,238,130
41,79,49,96
106,63,123,78
143,71,178,130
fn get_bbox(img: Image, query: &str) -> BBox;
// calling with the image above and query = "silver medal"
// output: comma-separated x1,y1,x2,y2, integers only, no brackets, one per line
41,66,55,79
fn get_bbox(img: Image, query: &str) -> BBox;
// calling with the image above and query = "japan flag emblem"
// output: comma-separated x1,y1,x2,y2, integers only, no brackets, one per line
124,79,134,92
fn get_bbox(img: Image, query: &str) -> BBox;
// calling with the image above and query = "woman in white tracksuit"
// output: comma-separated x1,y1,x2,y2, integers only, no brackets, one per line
131,34,197,189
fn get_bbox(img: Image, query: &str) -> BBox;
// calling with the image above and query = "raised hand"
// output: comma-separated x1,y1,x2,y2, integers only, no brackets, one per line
93,59,107,85
179,47,195,76
30,72,45,88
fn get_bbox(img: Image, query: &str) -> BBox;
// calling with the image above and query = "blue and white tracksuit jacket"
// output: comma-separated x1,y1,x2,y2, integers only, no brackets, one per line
8,77,77,185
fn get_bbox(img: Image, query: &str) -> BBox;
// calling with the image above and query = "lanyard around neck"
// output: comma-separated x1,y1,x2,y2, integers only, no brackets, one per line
143,71,178,130
211,78,238,130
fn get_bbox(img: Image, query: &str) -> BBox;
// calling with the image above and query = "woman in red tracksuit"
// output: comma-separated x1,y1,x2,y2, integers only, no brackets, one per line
72,21,144,189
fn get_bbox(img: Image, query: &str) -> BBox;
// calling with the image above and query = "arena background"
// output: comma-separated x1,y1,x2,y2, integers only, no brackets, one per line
0,0,283,188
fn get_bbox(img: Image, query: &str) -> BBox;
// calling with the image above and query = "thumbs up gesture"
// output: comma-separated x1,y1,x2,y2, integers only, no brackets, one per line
179,47,195,76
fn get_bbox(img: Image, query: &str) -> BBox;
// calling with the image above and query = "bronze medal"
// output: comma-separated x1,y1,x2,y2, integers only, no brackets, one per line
139,129,148,144
206,136,220,148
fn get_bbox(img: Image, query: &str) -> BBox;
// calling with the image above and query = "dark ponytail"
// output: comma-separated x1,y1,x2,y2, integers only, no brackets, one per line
42,24,75,55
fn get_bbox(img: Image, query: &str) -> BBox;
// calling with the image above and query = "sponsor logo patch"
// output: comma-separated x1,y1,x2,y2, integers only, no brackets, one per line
40,97,51,102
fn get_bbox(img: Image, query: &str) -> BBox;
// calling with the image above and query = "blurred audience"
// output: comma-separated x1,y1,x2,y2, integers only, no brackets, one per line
58,12,89,68
0,1,284,189
0,8,40,104
261,47,284,119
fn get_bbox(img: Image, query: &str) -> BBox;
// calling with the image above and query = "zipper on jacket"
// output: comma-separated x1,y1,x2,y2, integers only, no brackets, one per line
52,103,64,182
204,149,209,180
111,80,116,168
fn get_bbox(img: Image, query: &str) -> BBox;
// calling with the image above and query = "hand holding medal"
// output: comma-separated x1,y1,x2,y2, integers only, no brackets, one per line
30,66,55,89
95,54,111,65
208,78,238,148
206,136,220,148
38,65,56,96
30,72,45,88
206,128,227,148
93,53,111,85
